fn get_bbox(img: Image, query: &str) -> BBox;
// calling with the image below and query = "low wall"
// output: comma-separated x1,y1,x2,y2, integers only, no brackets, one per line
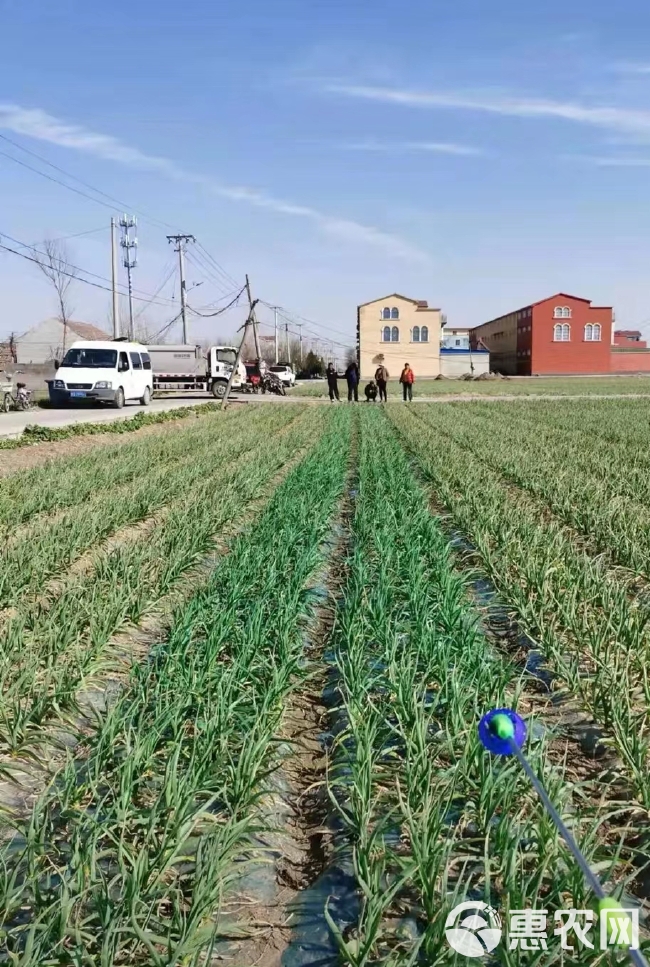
610,350,650,373
440,350,490,378
6,363,56,395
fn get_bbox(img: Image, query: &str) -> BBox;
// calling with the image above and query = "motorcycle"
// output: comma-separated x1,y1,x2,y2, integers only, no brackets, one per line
1,372,33,412
260,371,286,396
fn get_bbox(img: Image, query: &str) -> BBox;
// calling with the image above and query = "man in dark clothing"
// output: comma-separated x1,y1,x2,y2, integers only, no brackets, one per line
326,363,340,402
364,380,378,402
345,361,360,402
375,364,389,402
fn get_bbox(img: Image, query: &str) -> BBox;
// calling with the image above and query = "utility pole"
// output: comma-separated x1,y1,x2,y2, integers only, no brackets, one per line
298,324,303,365
274,306,279,364
119,215,137,339
221,296,259,408
244,275,262,360
110,217,120,338
285,321,290,364
166,234,195,344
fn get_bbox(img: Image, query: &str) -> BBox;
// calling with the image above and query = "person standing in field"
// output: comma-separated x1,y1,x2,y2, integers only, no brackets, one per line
375,363,389,402
400,362,415,401
345,361,360,402
326,363,340,402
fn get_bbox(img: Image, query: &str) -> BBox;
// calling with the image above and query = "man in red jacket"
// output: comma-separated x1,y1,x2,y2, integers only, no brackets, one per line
400,363,415,401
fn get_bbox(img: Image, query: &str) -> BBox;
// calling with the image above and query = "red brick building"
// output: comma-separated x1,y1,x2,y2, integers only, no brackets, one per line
470,294,614,375
614,330,647,348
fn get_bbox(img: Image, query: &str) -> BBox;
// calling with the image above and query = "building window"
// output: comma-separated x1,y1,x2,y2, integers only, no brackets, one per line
391,308,399,320
554,323,571,341
554,306,571,319
391,326,400,342
421,326,428,342
382,307,391,320
584,323,602,342
382,325,391,342
455,338,461,346
412,325,420,343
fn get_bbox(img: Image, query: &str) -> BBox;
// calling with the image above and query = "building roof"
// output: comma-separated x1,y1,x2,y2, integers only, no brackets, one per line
615,330,643,337
470,293,613,331
17,318,111,341
67,320,111,340
358,293,440,310
529,292,596,308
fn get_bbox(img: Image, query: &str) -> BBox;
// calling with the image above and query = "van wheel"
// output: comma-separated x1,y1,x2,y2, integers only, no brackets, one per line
140,386,151,406
113,387,125,409
212,380,227,399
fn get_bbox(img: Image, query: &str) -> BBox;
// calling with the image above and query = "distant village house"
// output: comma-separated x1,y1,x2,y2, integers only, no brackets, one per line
3,319,111,366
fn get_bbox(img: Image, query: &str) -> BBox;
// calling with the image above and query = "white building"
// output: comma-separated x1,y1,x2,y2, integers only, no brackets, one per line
441,326,470,350
15,319,110,364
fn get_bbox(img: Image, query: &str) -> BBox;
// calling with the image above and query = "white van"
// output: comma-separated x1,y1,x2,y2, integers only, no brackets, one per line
51,340,153,408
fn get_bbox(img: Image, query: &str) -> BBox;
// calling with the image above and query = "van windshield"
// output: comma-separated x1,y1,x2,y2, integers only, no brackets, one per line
62,348,117,368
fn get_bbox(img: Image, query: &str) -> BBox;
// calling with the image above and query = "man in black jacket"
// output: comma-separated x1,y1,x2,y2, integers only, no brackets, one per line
326,363,340,402
345,361,360,402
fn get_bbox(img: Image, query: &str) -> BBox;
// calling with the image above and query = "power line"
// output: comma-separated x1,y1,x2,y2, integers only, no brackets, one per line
271,307,352,351
188,246,238,292
1,230,177,307
134,259,176,320
0,146,132,215
187,285,246,317
32,226,108,245
0,133,173,229
195,240,241,290
0,133,242,292
0,236,182,309
255,317,350,352
258,299,352,343
184,248,237,296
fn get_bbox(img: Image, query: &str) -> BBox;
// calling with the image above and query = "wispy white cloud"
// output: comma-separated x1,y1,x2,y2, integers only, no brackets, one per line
336,140,486,156
610,63,650,75
325,83,650,140
570,154,650,167
0,104,178,172
0,103,428,262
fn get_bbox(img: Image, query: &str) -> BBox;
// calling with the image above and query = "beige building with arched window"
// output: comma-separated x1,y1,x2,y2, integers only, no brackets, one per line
357,294,443,379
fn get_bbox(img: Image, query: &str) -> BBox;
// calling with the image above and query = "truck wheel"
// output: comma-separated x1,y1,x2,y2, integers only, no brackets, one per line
2,393,11,413
140,386,151,406
113,387,125,409
212,380,227,399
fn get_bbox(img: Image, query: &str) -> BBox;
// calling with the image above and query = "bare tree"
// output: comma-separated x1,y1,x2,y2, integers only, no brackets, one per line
35,240,78,355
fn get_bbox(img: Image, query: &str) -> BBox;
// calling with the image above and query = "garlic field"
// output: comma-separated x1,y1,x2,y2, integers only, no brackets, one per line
0,399,648,965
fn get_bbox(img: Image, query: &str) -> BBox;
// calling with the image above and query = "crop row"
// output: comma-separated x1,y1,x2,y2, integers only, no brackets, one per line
323,407,625,965
0,406,327,760
388,404,650,811
0,406,299,607
0,407,351,964
446,401,650,561
0,404,251,531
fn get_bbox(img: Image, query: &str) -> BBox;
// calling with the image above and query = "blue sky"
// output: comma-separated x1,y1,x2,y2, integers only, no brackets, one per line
3,0,650,345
